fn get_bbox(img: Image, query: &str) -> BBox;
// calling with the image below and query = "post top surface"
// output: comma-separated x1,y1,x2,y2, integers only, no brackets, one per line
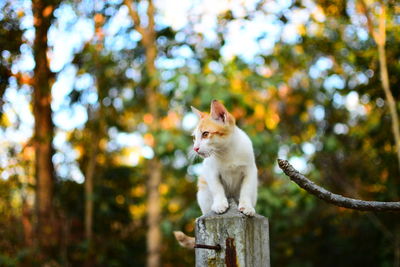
197,198,268,221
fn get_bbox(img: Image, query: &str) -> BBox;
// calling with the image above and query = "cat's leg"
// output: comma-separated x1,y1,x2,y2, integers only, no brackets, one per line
208,178,229,214
197,177,212,214
238,164,258,216
203,161,229,213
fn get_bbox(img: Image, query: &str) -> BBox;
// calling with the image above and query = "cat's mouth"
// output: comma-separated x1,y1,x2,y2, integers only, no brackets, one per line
197,151,210,158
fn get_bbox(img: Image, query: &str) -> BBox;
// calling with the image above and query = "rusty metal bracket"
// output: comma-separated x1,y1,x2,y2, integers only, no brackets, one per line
194,243,221,251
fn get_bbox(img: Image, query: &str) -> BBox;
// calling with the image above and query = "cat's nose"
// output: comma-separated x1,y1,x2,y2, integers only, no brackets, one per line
194,147,200,152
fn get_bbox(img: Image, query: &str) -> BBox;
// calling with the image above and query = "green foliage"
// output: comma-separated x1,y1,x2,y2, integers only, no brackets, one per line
0,2,23,109
0,0,400,266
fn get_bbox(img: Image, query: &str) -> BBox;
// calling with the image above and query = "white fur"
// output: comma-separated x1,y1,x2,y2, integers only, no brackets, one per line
193,125,258,216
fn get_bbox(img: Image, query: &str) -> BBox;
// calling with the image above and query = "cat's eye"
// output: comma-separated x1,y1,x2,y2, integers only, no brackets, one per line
202,131,209,138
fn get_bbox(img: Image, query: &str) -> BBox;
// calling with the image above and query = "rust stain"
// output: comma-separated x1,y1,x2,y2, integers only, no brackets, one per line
225,237,238,267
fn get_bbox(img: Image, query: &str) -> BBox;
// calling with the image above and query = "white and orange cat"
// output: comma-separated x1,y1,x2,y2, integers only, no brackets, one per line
174,100,258,248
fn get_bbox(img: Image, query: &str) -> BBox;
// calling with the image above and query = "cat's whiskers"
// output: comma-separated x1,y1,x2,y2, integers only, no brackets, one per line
210,149,218,157
210,146,227,159
188,150,198,162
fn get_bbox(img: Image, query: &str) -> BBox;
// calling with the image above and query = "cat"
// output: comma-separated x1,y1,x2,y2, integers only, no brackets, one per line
174,100,258,249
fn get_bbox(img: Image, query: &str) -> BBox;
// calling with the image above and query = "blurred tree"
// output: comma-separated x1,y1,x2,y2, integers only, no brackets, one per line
358,0,400,171
31,0,61,259
82,11,107,252
124,1,163,266
69,21,132,266
253,0,400,264
340,2,400,264
0,0,399,266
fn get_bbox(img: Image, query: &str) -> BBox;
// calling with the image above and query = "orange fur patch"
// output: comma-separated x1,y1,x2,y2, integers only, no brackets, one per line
197,177,208,189
173,231,195,249
198,115,234,137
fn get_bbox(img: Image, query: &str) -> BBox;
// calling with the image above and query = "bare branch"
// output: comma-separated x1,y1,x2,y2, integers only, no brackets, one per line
358,1,400,170
124,0,146,36
378,4,386,45
358,0,378,41
374,5,400,170
147,0,155,36
277,159,400,212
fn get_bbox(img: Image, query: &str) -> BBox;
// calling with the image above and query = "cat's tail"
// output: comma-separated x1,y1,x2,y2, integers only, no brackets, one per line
173,231,195,249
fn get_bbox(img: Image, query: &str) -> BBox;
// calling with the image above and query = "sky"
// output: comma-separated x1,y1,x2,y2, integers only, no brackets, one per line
1,0,368,182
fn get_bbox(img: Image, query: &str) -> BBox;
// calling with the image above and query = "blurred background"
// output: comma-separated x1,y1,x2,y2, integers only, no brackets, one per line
1,0,400,266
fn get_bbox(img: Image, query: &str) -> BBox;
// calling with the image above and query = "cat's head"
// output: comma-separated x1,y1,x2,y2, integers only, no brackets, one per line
191,100,236,158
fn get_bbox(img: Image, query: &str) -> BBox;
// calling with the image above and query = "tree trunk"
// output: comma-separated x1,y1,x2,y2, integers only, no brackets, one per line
84,110,103,266
147,159,162,267
84,17,106,262
359,0,400,173
22,200,33,247
124,1,162,266
32,0,58,258
377,42,400,172
141,3,162,265
84,132,99,244
358,3,400,263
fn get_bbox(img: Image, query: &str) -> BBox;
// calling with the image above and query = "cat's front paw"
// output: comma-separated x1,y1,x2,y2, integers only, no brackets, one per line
238,203,255,216
212,198,229,214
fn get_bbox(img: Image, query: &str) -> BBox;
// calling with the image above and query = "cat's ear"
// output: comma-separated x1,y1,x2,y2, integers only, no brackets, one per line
210,100,231,124
191,106,206,119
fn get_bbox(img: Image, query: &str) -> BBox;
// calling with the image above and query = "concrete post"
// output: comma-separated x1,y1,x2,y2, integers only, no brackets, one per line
195,199,270,267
